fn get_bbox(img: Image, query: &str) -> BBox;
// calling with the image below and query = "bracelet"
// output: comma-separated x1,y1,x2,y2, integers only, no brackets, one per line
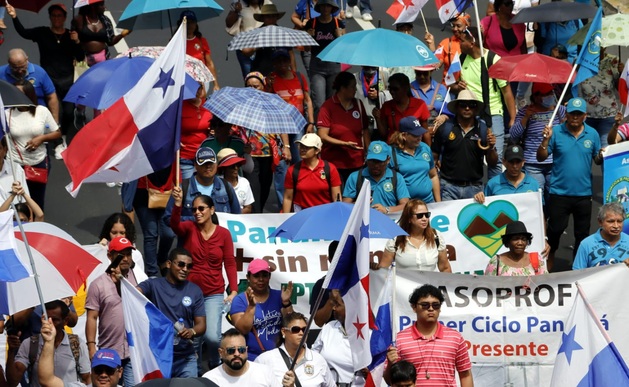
385,207,390,214
285,145,291,148
282,301,293,308
540,145,547,150
86,341,96,345
190,328,197,337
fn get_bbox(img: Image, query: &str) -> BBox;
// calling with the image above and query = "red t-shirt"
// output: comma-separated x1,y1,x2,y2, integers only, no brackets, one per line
186,36,211,63
180,100,212,160
270,71,308,114
380,97,430,142
284,159,342,209
317,95,367,170
170,206,238,297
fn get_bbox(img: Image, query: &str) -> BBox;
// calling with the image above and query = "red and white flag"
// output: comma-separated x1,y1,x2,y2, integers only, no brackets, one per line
387,0,429,24
323,180,375,371
62,20,186,196
619,58,629,117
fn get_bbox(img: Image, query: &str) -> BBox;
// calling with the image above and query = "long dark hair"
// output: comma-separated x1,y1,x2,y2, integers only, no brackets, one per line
389,73,412,98
395,199,436,251
99,212,137,243
13,80,37,116
193,194,219,225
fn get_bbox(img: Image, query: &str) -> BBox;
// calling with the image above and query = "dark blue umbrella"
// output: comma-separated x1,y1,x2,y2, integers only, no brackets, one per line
64,56,199,110
269,202,407,241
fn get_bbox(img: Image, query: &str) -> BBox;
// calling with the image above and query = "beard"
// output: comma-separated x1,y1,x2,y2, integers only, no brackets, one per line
224,356,247,371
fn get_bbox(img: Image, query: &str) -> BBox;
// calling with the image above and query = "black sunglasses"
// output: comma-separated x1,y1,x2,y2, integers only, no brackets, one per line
458,101,478,109
225,346,247,355
286,326,307,334
192,205,208,213
176,261,193,270
93,366,118,376
414,212,431,219
417,302,442,310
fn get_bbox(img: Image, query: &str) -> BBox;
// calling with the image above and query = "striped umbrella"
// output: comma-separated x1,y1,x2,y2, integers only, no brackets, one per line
228,25,318,51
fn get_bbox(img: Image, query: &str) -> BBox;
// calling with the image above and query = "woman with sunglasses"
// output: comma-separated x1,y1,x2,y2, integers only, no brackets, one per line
485,220,547,276
372,199,451,272
255,312,336,386
170,188,238,370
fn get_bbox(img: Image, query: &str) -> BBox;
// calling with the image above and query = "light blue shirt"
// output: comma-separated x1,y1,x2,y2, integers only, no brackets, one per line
343,167,410,207
391,144,436,203
573,229,629,270
484,171,541,203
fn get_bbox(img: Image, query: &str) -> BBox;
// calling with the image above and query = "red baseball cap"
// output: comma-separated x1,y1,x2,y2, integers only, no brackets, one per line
108,237,135,253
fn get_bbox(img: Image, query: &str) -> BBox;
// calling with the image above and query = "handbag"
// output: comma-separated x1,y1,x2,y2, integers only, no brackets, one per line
74,61,89,82
146,178,171,209
11,134,48,184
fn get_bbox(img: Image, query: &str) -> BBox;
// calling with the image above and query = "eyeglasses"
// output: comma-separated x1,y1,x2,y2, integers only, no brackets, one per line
224,346,247,355
192,206,208,213
286,326,307,334
175,261,193,270
458,101,478,110
417,302,442,310
93,366,118,376
414,212,431,219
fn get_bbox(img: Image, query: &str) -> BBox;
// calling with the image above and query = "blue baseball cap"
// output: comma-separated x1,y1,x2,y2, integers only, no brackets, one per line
366,141,390,161
91,349,121,369
195,147,217,165
399,116,428,137
179,10,197,22
566,97,587,114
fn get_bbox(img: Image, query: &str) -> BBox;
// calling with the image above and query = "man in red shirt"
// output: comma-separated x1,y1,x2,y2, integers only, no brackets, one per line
384,284,474,387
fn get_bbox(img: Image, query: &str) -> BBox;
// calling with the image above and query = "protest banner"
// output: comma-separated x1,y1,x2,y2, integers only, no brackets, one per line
603,141,629,233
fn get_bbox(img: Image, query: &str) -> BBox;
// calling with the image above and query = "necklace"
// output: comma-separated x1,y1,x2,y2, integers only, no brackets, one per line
85,15,100,26
416,328,437,379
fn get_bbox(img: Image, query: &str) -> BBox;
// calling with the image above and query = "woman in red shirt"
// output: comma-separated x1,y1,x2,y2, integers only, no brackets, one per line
180,83,212,179
374,73,430,144
179,10,220,91
170,187,238,369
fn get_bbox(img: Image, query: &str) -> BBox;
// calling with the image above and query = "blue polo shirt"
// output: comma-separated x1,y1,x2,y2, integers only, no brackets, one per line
484,172,541,202
0,62,56,106
573,230,629,270
410,79,453,117
547,123,600,196
343,167,410,207
391,144,436,203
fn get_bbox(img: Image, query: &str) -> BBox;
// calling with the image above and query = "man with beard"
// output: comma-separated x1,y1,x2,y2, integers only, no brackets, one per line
202,329,278,386
138,248,206,378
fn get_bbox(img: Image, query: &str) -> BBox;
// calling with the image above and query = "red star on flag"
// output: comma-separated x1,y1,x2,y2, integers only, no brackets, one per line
354,316,367,340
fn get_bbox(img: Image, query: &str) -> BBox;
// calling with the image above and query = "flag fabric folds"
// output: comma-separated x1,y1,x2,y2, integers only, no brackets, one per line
120,278,173,382
322,179,375,371
619,58,629,117
0,210,30,282
444,52,462,86
435,0,472,24
386,0,429,25
62,21,187,196
550,285,629,387
572,7,603,96
368,267,394,386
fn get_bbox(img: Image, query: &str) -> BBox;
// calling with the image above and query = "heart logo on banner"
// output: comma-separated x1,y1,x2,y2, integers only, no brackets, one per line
457,200,519,258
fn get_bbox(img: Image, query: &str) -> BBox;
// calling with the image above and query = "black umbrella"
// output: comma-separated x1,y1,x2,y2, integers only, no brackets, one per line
136,378,219,387
0,80,35,107
511,2,597,24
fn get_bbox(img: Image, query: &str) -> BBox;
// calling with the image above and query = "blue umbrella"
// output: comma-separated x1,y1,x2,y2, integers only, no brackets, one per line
317,28,439,68
117,0,223,30
205,87,306,134
64,57,199,110
268,202,407,241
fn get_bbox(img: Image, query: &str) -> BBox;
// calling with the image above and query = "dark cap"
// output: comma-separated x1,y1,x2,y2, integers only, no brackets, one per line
48,3,68,15
503,145,524,162
399,116,428,137
179,10,197,22
195,147,217,166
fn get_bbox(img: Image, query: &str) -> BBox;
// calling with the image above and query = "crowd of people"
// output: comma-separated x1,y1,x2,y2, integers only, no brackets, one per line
0,0,628,386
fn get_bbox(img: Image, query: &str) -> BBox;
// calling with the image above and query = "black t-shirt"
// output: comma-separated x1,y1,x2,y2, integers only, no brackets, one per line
432,120,487,182
305,17,345,57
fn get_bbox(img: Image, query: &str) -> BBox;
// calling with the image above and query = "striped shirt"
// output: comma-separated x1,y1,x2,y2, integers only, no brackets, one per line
510,105,566,165
392,323,471,386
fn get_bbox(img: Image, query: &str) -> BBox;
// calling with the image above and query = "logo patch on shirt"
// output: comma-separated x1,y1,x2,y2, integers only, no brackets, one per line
422,152,430,161
383,181,394,192
304,364,314,375
448,131,456,141
182,296,192,307
584,140,593,149
194,43,201,51
320,170,326,179
352,110,360,119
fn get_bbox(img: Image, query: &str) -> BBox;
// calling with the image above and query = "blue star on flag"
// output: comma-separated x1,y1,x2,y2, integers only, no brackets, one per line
153,67,175,97
558,326,583,364
359,221,369,242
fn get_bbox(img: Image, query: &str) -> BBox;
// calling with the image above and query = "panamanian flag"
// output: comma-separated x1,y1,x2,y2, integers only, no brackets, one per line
0,210,30,283
435,0,472,24
387,0,429,24
62,19,186,196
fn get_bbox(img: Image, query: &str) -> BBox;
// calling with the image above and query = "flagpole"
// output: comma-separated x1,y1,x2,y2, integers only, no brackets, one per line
391,261,398,342
420,10,429,33
175,150,180,187
11,203,48,320
290,287,325,371
437,87,451,116
575,281,613,344
546,62,579,129
472,0,485,57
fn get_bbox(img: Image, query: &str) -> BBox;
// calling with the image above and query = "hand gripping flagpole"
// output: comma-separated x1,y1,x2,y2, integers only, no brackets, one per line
11,203,48,320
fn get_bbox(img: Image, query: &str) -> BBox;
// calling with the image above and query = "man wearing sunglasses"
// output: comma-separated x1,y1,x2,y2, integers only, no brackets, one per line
39,317,120,387
384,285,473,387
138,248,206,378
203,328,275,386
433,89,498,200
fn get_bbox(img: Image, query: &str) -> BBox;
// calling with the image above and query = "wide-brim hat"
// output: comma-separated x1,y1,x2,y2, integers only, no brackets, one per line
501,221,533,244
447,89,484,114
217,148,246,168
314,0,340,13
253,4,286,22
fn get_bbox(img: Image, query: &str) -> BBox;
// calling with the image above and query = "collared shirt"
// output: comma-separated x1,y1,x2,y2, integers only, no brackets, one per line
547,122,600,196
0,62,56,106
484,171,541,202
410,79,452,118
573,229,629,270
255,345,336,387
384,230,446,271
389,323,472,386
460,52,508,115
284,158,342,210
391,144,436,203
0,161,29,203
380,97,430,142
343,167,410,207
312,320,366,385
432,119,488,182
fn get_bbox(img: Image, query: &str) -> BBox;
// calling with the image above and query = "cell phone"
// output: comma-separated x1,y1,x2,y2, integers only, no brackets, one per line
106,254,125,274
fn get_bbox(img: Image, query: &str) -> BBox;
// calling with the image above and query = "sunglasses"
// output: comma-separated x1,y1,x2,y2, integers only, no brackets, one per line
458,101,478,109
192,206,208,213
285,326,307,334
225,346,247,355
414,212,431,219
175,261,193,270
93,366,118,376
417,302,442,310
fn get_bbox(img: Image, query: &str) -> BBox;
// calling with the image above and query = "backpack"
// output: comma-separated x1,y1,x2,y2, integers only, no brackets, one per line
459,50,499,127
291,160,333,207
29,334,82,383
